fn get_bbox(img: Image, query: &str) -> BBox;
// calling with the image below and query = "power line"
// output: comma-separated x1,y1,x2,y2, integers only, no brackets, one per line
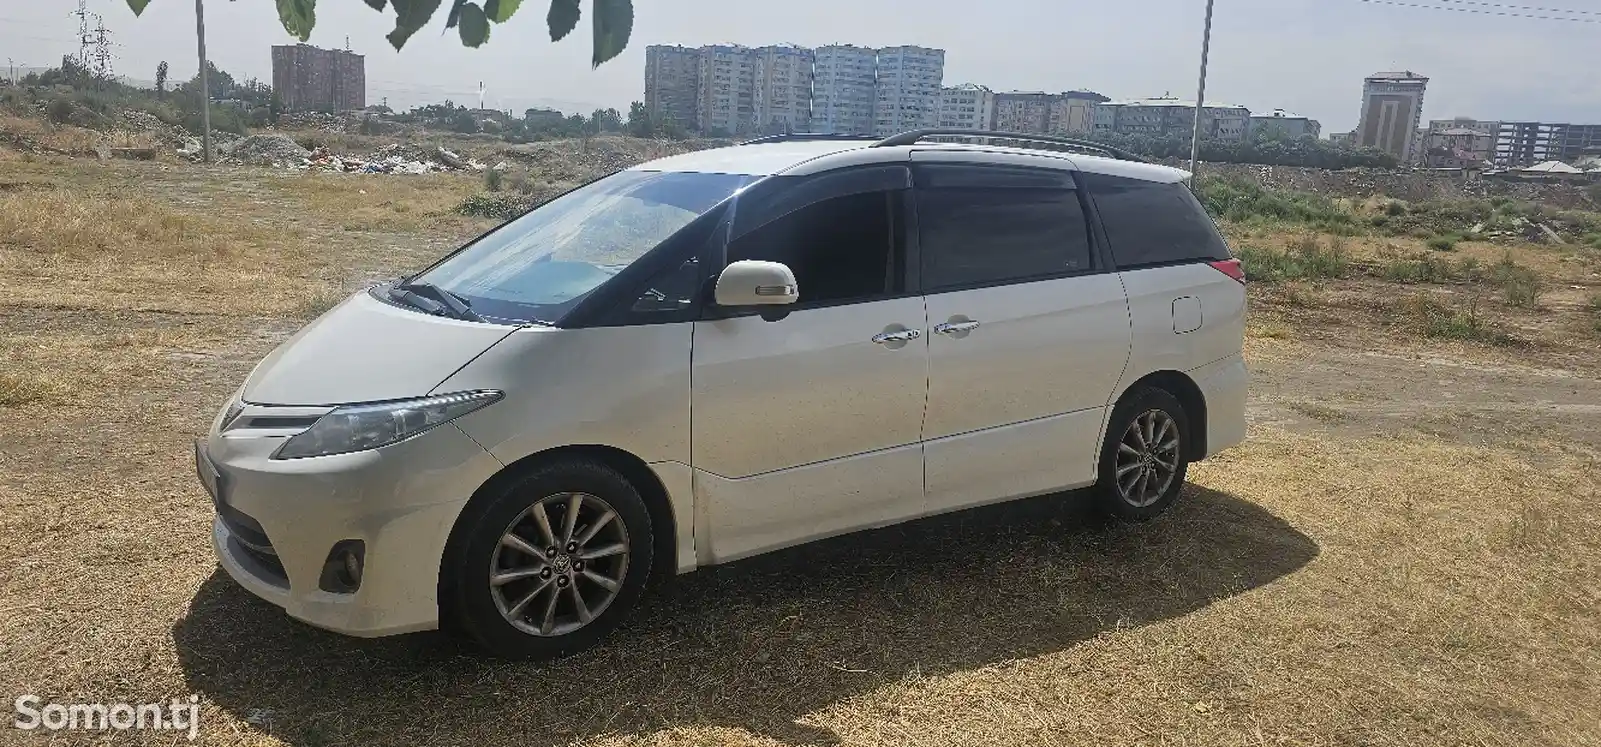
1357,0,1599,22
1431,0,1599,16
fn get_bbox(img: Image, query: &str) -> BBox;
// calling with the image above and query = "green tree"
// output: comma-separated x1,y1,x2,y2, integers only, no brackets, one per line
155,61,169,95
626,101,652,137
124,0,634,66
591,107,623,133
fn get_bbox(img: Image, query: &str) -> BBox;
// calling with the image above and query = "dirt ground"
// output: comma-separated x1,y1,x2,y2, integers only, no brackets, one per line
1,153,1598,746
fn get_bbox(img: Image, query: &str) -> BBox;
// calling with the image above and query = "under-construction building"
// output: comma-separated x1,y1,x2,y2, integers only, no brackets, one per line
271,44,365,112
1494,121,1601,167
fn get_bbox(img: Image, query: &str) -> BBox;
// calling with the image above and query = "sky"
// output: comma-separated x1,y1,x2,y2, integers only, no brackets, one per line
2,0,1598,133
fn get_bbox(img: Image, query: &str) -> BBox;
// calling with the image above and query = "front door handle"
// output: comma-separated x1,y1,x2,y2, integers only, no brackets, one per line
933,320,981,335
872,329,921,344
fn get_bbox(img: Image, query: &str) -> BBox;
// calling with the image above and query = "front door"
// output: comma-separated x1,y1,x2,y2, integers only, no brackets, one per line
909,158,1132,514
692,174,927,562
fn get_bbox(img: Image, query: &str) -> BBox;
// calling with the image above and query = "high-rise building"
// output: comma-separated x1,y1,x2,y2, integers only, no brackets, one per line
697,44,759,136
813,44,878,135
644,44,701,131
753,44,814,134
270,43,365,112
1355,71,1428,162
872,45,945,135
938,84,995,129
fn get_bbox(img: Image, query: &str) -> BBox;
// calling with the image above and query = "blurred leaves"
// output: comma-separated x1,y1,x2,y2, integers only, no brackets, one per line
124,0,631,63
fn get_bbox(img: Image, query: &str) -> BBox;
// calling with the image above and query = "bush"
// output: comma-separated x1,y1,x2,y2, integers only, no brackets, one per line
46,97,76,125
1234,236,1349,283
483,168,504,192
1194,176,1355,231
1385,200,1407,216
1489,253,1541,308
1426,234,1460,252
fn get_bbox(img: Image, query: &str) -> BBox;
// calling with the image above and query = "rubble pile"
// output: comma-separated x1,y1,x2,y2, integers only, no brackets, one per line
301,143,487,174
1193,162,1597,212
218,134,312,167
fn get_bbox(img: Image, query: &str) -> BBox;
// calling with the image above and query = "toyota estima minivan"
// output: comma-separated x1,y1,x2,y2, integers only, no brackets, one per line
195,129,1248,659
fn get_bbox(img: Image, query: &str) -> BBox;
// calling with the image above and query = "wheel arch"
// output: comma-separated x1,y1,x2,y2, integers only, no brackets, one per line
439,444,680,612
1115,370,1208,460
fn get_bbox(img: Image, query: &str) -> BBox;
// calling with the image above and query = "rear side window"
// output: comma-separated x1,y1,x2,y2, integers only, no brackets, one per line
1082,172,1231,269
915,165,1094,292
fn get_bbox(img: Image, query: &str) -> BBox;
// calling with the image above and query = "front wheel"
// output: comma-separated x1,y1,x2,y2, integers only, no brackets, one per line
1093,387,1191,521
443,458,654,660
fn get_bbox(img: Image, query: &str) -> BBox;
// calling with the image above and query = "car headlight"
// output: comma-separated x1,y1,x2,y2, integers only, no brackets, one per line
273,390,503,460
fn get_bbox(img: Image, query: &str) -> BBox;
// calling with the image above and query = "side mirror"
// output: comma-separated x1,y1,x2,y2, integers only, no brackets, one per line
713,260,799,307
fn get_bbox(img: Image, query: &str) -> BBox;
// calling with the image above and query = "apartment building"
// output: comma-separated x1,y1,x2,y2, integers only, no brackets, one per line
270,44,365,112
697,44,759,136
1093,97,1250,142
1249,109,1322,139
1355,71,1429,162
989,90,1109,135
992,91,1053,133
644,44,701,130
938,84,995,129
1048,91,1109,135
813,44,878,134
1419,117,1497,168
752,45,814,133
872,45,945,135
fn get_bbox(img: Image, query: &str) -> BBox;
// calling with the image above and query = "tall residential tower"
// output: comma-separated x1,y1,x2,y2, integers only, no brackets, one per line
1355,71,1429,162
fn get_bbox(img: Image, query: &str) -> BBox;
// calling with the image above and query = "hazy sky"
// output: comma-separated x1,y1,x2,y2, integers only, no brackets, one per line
3,0,1598,132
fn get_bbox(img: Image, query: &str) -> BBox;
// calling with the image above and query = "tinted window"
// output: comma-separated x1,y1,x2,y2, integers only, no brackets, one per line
727,190,902,306
915,166,1093,291
1081,172,1231,268
631,257,702,314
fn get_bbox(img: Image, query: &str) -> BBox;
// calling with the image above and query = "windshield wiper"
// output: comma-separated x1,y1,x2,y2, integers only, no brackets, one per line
394,282,485,322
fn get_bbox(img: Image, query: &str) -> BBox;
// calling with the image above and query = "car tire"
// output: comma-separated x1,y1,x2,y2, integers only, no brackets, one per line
1093,386,1192,522
443,458,654,660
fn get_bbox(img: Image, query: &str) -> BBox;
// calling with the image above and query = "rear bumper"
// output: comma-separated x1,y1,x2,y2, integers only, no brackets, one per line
1189,352,1249,459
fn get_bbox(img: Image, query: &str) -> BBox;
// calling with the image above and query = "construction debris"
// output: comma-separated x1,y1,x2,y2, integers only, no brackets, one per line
219,134,311,167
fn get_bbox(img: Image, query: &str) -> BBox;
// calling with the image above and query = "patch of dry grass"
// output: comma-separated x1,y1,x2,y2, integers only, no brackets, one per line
267,170,484,233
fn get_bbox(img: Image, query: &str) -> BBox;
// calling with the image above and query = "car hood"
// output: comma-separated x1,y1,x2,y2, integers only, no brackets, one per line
241,289,519,406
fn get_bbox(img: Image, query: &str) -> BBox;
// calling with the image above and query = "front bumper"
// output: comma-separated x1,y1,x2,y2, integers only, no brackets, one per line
198,422,503,637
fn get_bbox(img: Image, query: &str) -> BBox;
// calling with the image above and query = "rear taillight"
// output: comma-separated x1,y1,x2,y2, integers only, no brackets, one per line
1209,258,1246,284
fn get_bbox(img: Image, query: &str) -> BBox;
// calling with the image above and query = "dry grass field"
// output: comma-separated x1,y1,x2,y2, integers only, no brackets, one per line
1,148,1599,747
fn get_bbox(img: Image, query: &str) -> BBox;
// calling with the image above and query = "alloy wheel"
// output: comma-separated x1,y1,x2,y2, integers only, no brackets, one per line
1114,409,1181,508
488,492,630,637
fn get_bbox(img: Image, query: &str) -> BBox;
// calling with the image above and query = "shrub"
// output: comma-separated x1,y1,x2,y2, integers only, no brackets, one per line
1194,176,1355,230
1426,234,1460,252
1234,236,1348,283
1489,253,1541,308
1406,294,1505,344
483,167,504,192
1385,200,1407,216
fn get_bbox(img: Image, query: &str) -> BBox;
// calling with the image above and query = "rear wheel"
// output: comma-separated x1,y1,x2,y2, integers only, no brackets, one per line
444,458,653,660
1093,387,1191,521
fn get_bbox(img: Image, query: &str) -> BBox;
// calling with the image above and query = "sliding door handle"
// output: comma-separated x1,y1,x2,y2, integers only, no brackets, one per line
933,320,981,335
872,329,921,344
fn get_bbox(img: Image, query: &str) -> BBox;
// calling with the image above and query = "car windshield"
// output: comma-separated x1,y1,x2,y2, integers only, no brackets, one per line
409,169,750,324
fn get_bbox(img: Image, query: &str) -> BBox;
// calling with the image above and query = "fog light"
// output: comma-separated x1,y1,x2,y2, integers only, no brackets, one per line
318,540,366,593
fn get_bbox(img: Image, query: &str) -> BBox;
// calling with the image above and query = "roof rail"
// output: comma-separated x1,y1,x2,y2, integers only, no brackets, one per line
737,132,882,146
871,129,1150,163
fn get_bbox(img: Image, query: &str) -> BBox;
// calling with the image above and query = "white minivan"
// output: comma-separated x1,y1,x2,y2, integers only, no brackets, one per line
195,130,1248,659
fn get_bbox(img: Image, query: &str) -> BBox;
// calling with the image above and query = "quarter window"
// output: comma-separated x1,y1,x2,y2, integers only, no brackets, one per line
1080,172,1232,268
915,165,1093,291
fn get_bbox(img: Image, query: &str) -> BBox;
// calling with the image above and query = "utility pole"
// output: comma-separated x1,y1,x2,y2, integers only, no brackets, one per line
194,0,212,162
1188,0,1217,183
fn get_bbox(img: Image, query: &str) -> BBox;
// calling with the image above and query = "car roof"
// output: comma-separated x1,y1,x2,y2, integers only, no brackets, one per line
630,139,1189,184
